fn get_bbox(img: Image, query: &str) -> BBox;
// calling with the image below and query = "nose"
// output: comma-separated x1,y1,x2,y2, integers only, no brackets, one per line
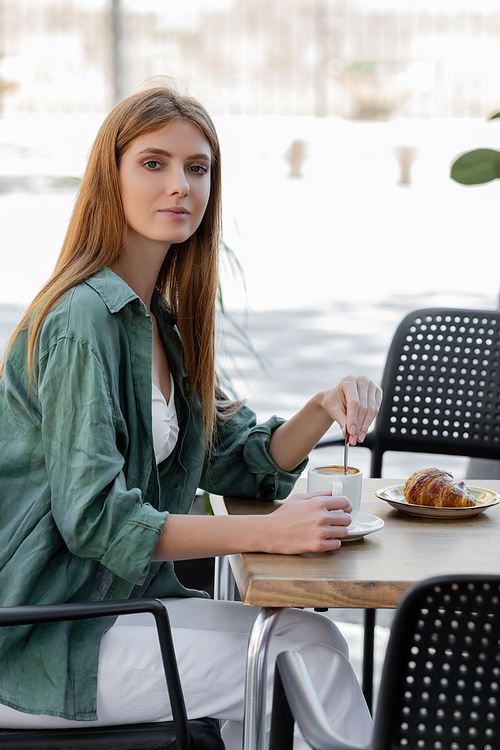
167,165,189,197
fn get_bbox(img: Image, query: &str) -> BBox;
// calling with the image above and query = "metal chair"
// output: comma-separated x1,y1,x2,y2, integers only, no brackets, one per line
269,573,500,750
0,598,225,750
317,307,500,477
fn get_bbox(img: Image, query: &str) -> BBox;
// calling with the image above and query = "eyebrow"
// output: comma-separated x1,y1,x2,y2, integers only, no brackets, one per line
137,147,211,162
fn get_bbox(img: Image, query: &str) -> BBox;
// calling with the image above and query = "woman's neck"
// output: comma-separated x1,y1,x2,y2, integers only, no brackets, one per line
111,231,171,313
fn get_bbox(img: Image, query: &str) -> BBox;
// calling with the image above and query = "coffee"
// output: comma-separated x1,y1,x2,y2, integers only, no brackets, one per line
314,466,359,476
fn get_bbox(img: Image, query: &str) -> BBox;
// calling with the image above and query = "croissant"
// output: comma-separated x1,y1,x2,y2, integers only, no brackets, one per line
404,468,476,508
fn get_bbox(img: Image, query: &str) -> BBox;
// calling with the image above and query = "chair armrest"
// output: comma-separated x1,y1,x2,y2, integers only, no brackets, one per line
0,598,166,627
0,599,190,750
270,652,370,750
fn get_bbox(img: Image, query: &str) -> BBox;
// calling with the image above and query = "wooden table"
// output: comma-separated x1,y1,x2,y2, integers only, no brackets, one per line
211,477,500,750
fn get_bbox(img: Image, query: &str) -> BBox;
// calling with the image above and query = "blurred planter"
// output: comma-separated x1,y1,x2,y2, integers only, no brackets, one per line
336,60,433,121
0,77,17,117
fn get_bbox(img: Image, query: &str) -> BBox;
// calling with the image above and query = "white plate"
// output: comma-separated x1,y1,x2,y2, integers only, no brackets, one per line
376,485,500,519
343,512,385,541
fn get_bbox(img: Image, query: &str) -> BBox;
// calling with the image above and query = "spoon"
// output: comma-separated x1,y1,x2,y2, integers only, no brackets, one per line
343,431,349,475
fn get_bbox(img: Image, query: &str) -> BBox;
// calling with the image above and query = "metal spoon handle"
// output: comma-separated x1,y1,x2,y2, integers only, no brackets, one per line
344,432,349,475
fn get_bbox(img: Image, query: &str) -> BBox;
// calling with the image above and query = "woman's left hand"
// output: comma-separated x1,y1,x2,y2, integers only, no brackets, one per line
319,375,383,445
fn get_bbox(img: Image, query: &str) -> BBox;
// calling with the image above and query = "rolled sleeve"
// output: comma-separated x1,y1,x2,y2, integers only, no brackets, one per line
201,408,308,500
243,416,308,499
100,505,168,584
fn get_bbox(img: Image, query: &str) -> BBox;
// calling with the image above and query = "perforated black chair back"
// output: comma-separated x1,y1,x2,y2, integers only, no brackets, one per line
0,599,225,750
373,574,500,750
365,307,500,476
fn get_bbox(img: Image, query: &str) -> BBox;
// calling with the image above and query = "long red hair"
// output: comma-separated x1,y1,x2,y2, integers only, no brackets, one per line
1,85,228,441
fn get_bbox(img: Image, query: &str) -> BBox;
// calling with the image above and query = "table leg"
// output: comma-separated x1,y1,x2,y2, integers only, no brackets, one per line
362,608,376,713
213,556,221,601
213,556,236,601
243,606,284,750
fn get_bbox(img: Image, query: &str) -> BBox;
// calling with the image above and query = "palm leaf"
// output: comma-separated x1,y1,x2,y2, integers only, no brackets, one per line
216,241,267,395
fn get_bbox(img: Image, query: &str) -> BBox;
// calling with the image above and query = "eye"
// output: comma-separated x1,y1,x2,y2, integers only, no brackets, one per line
144,160,161,170
189,164,208,175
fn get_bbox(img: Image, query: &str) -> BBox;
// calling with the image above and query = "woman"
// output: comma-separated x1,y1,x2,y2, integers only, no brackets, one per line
0,86,382,748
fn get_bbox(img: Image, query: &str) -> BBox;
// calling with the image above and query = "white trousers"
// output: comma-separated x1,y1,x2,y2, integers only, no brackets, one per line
0,598,373,749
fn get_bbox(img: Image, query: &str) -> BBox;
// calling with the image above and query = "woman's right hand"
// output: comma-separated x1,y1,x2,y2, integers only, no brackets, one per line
263,491,353,555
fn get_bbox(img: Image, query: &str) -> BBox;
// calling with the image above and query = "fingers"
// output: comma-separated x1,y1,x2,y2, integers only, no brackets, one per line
304,493,354,541
304,491,352,514
325,497,353,516
271,493,354,554
350,377,383,443
339,375,383,445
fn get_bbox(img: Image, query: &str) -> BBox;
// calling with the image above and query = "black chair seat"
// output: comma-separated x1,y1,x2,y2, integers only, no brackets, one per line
0,717,224,750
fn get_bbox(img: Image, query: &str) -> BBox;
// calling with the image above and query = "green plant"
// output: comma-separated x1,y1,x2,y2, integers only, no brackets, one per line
341,61,378,76
203,241,266,516
451,112,500,185
216,241,267,399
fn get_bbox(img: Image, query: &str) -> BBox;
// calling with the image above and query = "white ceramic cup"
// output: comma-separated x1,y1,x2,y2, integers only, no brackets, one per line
307,465,363,526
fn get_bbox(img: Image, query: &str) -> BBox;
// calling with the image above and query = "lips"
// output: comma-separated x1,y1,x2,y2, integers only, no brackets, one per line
159,206,189,214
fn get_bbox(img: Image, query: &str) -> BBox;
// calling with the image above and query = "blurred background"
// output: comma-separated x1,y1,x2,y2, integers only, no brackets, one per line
0,0,500,476
1,0,500,695
2,0,500,478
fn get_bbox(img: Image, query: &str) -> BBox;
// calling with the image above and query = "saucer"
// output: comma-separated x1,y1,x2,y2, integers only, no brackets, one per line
343,512,384,542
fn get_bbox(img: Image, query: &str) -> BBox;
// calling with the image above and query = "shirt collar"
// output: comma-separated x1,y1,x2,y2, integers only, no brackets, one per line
84,267,145,314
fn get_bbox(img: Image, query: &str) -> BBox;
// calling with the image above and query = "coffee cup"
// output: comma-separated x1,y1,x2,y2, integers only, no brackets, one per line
307,465,362,526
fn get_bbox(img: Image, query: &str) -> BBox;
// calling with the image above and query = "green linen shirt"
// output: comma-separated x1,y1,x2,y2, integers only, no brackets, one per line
0,267,306,721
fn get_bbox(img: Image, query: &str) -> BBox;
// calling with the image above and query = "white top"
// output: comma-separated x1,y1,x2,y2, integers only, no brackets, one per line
151,375,179,464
